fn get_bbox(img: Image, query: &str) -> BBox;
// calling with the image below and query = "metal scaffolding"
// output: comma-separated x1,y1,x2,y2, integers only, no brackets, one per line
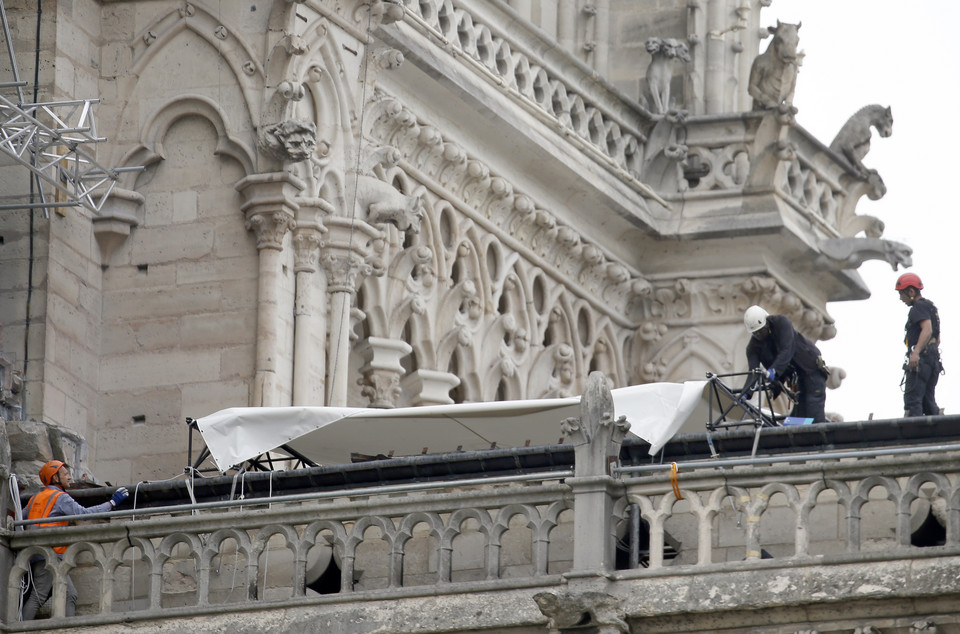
0,0,140,213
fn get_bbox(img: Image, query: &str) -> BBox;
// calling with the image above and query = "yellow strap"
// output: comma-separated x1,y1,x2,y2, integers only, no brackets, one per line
670,462,683,501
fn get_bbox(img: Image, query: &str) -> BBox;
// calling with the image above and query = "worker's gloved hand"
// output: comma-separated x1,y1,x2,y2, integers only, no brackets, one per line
766,368,776,382
110,487,129,507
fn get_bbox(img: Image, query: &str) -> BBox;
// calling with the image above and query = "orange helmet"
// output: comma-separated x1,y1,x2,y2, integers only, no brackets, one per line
895,272,923,292
39,460,67,486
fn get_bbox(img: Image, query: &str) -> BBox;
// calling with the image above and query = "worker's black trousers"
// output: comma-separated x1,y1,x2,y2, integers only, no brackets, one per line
904,353,941,417
790,370,827,423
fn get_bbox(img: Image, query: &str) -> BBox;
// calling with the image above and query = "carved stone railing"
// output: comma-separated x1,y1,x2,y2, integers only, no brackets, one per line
646,113,890,241
6,365,960,631
618,447,960,569
390,0,652,178
4,475,573,624
7,444,960,629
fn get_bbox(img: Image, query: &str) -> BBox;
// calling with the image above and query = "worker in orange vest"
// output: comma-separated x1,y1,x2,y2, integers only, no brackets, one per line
20,460,128,620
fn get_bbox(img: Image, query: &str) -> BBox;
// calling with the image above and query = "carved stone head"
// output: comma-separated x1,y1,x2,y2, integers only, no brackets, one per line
770,20,801,63
260,119,318,163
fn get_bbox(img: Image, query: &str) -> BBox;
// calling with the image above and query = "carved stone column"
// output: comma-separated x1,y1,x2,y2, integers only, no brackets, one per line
320,216,383,407
292,198,330,406
236,172,304,407
356,337,412,408
561,371,630,574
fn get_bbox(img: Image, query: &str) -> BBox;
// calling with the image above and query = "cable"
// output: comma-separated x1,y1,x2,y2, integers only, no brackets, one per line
327,3,376,404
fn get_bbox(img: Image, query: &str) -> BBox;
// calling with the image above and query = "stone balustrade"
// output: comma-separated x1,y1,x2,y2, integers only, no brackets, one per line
4,476,574,623
620,448,959,571
4,443,960,628
393,0,651,177
650,114,882,240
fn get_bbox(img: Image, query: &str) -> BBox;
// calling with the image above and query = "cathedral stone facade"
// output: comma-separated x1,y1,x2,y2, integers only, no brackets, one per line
0,1,902,484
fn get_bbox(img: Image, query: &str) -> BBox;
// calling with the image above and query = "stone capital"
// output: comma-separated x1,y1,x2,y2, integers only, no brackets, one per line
236,172,305,250
356,337,412,408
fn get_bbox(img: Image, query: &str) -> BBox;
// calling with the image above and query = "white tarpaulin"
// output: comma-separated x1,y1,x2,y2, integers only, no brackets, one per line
195,381,709,472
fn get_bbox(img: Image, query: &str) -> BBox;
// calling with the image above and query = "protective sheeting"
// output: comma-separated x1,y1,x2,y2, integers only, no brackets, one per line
195,381,709,472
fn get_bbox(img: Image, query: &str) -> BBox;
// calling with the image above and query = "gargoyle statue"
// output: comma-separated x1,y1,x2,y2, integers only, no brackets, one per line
533,591,629,634
355,175,423,234
748,21,801,116
829,104,893,178
644,37,690,115
816,237,912,271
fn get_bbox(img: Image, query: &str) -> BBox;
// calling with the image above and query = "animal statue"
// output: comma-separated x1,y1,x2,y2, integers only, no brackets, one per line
829,104,893,177
748,21,801,113
816,237,913,271
532,591,629,633
644,37,691,114
355,174,423,233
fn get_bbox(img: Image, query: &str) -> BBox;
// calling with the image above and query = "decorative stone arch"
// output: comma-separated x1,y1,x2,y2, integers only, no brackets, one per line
443,507,495,580
396,511,445,584
900,471,952,547
797,479,852,556
638,326,732,383
588,321,626,387
157,532,203,606
7,546,57,620
109,4,263,170
119,95,257,190
60,541,108,613
851,475,902,550
202,528,255,604
106,535,157,610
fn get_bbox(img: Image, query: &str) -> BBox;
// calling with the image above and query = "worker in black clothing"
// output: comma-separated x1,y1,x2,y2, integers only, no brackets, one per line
896,272,942,417
742,305,828,422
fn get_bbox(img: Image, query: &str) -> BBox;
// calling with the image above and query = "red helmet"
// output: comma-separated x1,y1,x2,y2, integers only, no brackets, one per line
39,460,67,486
895,272,923,292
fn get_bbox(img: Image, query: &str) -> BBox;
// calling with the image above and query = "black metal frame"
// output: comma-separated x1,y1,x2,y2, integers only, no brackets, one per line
704,370,789,431
704,370,797,458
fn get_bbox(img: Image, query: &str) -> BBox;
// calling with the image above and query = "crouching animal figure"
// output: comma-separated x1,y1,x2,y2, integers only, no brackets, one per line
748,21,801,114
829,104,893,177
533,591,629,634
354,174,423,233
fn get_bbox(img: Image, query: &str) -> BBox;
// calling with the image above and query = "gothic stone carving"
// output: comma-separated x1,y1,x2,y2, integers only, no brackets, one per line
357,174,423,233
561,372,630,477
816,237,912,271
749,21,801,117
644,37,690,115
533,590,628,634
259,119,318,162
829,104,893,178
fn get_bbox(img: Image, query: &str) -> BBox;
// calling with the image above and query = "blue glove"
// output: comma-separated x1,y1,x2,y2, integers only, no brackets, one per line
766,368,776,382
110,487,129,507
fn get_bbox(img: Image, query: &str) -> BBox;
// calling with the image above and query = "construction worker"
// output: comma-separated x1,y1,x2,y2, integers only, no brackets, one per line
742,305,829,422
21,461,129,620
896,273,942,416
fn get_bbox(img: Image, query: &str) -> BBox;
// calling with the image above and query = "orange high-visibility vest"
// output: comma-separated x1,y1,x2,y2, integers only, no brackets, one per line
25,487,68,554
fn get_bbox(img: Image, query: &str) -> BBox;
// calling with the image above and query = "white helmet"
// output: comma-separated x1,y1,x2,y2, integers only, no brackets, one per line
744,305,769,333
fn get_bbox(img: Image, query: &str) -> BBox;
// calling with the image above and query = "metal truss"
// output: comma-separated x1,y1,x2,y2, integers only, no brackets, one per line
0,0,140,214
